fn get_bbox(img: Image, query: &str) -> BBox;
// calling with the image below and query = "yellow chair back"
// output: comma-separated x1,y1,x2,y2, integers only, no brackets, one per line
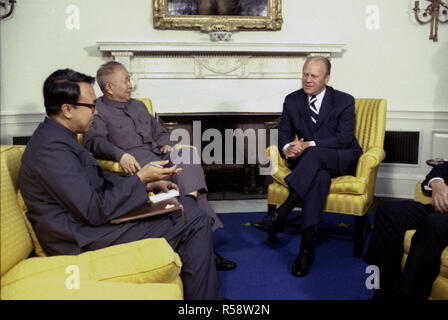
135,98,154,116
354,98,387,152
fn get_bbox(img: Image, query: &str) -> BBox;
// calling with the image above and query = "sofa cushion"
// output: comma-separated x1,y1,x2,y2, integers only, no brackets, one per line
328,175,367,195
1,278,183,300
1,238,182,287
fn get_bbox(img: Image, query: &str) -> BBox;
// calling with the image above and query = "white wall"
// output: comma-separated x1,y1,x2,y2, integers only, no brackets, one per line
1,0,447,114
1,0,447,198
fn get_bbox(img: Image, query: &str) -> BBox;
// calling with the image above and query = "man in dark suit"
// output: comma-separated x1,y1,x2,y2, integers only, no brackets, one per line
363,163,448,299
253,56,362,277
19,68,222,300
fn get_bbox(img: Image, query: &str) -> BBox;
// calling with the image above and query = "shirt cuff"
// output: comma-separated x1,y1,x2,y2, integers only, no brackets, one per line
282,143,290,159
424,177,445,190
308,141,316,147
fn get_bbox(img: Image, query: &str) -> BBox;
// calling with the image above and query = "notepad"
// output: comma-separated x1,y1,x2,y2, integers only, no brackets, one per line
149,189,180,203
110,198,183,224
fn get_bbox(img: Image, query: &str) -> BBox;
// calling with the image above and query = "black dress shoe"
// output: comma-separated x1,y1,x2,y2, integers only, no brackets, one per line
215,251,237,271
292,249,314,277
251,213,287,233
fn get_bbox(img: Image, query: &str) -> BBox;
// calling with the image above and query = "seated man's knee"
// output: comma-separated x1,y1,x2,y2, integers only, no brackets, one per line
421,213,448,237
300,147,326,162
189,208,211,231
315,169,331,184
181,197,210,225
375,201,417,225
170,145,200,165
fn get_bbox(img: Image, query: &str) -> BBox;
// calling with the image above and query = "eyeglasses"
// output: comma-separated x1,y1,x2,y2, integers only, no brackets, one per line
71,102,96,113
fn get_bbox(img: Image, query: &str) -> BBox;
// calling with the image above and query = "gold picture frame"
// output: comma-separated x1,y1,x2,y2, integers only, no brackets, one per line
153,0,283,32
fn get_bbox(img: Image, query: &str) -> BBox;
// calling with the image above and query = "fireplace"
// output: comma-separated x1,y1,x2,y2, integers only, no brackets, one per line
157,112,281,200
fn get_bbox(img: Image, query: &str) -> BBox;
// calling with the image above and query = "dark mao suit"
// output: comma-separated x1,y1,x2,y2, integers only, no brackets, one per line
19,117,222,300
363,163,448,299
278,86,362,229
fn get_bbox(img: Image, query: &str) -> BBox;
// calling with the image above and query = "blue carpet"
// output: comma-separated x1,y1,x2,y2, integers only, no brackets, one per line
212,211,374,300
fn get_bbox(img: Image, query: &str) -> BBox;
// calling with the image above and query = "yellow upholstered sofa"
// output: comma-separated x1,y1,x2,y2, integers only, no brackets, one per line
401,182,448,300
266,98,387,257
0,145,183,300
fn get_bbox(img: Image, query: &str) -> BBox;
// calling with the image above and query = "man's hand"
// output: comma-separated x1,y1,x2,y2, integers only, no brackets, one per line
120,153,141,175
146,181,179,193
160,145,173,154
430,179,448,213
284,138,311,160
135,160,183,184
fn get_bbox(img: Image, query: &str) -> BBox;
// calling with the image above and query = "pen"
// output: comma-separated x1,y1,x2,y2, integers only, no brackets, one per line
150,163,164,168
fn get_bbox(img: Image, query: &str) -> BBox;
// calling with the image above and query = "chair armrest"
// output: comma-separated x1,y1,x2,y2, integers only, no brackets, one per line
97,159,125,174
96,145,198,175
355,146,386,179
414,182,432,205
266,145,289,172
265,145,292,187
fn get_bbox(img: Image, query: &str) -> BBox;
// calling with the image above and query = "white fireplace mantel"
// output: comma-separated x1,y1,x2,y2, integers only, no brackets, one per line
97,41,346,80
95,41,347,115
97,41,345,55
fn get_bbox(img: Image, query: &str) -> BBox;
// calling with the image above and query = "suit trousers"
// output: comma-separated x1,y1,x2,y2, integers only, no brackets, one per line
107,196,222,300
162,146,224,230
284,147,341,230
363,200,448,299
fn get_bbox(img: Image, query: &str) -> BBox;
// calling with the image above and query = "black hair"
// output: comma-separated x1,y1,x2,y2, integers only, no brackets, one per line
43,68,95,116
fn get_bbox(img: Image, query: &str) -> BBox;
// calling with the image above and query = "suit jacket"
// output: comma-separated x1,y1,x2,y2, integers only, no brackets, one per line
278,86,362,174
83,96,174,166
422,162,448,194
19,117,149,255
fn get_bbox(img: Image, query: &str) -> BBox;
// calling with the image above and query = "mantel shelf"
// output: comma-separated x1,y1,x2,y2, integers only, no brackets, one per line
97,41,345,55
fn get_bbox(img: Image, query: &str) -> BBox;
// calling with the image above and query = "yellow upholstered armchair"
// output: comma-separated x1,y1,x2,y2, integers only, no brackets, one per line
1,145,183,300
401,182,448,300
266,98,387,257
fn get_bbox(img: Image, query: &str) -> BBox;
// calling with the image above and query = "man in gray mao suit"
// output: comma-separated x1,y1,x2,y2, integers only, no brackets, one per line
83,61,236,271
19,68,222,300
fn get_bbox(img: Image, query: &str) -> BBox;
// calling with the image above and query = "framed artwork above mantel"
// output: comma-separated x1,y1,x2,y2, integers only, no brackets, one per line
153,0,283,32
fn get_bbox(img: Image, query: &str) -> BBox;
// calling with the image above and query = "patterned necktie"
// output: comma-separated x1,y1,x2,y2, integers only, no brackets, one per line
309,95,318,124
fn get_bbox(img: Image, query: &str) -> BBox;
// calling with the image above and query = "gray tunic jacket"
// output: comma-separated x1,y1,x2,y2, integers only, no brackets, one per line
83,96,173,166
19,117,149,255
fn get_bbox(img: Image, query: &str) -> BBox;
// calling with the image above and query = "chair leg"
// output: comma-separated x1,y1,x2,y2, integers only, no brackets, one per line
268,229,277,242
267,204,277,242
353,215,368,258
268,204,276,215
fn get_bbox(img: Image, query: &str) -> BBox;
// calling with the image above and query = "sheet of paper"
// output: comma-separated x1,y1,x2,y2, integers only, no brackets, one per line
149,189,180,203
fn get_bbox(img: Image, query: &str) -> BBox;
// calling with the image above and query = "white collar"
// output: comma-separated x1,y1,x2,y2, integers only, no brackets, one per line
309,88,326,101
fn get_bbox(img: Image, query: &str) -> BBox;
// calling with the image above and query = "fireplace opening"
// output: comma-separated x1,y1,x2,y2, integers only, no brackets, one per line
157,112,281,200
